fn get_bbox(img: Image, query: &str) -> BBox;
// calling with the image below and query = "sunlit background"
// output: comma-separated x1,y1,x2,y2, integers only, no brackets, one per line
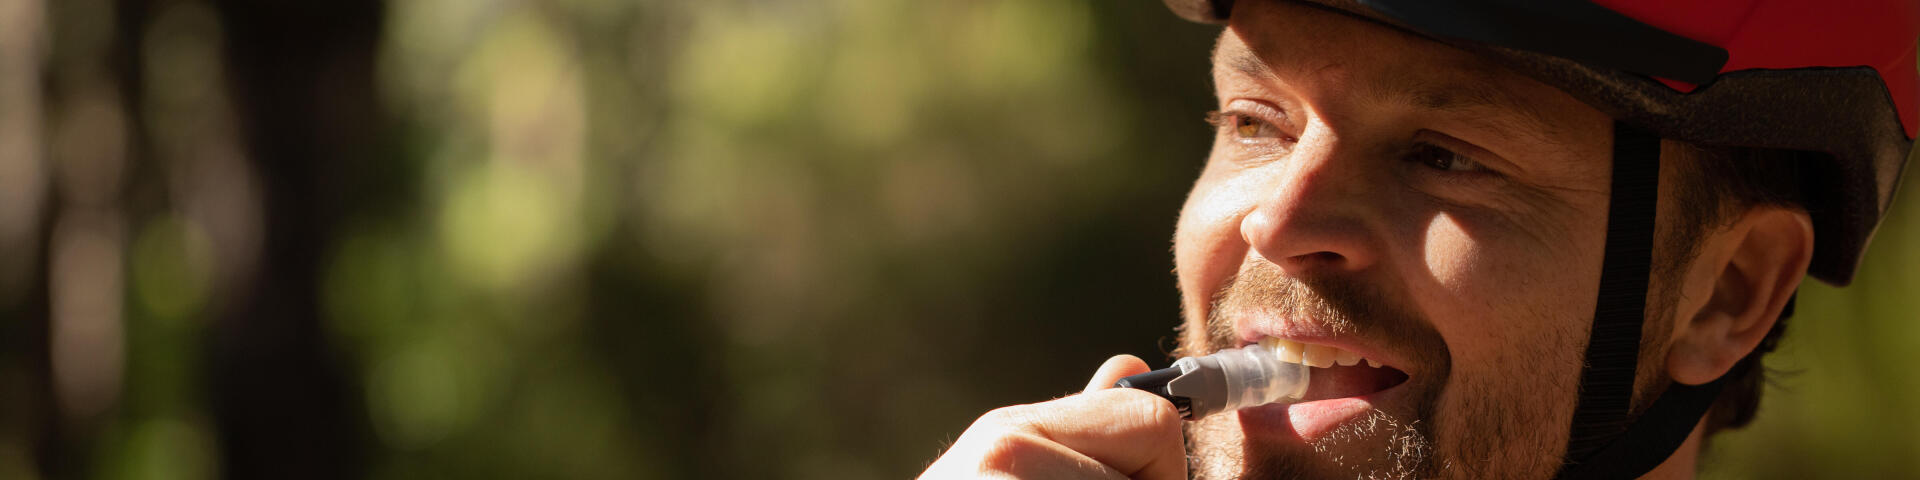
0,0,1914,478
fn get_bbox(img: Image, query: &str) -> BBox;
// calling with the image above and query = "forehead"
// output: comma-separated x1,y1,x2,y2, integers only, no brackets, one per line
1213,1,1600,145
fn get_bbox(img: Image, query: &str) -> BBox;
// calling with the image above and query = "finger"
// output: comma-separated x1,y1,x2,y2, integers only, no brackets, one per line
970,432,1130,480
921,417,1134,480
1015,388,1187,480
1083,355,1153,393
920,356,1183,480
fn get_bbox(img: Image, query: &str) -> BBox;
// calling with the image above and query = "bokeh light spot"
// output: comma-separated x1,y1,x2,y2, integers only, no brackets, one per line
437,162,581,294
368,339,473,450
121,417,219,480
130,215,215,325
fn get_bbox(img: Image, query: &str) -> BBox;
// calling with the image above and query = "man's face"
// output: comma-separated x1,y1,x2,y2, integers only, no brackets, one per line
1174,2,1636,478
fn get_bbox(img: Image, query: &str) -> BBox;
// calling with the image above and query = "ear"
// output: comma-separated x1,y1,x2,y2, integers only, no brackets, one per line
1666,206,1814,386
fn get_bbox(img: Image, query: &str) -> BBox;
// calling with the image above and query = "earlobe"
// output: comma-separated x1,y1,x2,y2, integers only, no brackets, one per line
1667,207,1813,385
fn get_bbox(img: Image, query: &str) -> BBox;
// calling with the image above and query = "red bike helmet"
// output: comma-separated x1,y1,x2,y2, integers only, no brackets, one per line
1162,0,1917,477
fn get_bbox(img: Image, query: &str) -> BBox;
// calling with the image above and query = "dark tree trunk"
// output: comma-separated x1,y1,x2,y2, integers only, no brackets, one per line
203,0,384,478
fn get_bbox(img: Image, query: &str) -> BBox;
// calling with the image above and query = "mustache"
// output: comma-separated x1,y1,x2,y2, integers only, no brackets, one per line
1182,260,1451,479
1194,260,1421,354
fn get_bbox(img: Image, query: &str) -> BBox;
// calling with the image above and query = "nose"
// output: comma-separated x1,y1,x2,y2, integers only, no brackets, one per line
1238,130,1381,275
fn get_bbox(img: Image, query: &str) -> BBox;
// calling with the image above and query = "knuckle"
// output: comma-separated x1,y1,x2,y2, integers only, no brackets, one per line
979,403,1060,435
1103,388,1181,422
1106,389,1184,442
976,405,1029,430
977,432,1046,474
1136,392,1182,425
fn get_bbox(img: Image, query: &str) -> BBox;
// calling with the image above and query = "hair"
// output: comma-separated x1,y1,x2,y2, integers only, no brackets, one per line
1662,141,1809,435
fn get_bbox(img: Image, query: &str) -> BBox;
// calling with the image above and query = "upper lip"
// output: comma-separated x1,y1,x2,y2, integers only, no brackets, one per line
1234,317,1412,376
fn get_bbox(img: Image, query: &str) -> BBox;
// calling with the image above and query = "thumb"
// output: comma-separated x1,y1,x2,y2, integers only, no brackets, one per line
1084,354,1153,394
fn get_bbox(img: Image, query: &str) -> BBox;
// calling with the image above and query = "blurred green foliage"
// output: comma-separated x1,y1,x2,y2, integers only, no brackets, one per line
4,0,1917,479
339,0,1216,477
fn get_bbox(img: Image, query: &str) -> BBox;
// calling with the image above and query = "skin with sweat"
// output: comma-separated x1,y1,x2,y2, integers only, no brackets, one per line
918,1,1810,478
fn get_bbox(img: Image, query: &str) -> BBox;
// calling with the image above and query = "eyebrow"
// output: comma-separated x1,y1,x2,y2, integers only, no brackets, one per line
1218,48,1567,150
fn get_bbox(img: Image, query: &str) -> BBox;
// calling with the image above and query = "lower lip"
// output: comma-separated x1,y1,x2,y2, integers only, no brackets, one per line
1236,384,1405,442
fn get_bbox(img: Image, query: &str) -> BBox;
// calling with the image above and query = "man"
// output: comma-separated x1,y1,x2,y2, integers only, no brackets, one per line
921,0,1917,478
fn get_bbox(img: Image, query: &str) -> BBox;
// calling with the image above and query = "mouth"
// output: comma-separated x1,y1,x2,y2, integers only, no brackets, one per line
1237,336,1413,441
1248,337,1409,401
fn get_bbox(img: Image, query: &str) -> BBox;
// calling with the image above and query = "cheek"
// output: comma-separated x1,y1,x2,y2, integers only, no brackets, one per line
1418,213,1475,286
1416,209,1599,467
1415,202,1602,370
1174,168,1256,328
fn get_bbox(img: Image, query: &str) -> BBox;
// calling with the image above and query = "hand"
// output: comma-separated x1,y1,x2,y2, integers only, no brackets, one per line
918,355,1187,479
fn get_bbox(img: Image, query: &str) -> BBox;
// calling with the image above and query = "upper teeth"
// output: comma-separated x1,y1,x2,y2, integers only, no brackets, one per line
1259,337,1384,369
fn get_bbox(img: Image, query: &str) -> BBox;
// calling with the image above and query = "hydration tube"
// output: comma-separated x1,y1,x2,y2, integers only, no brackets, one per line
1114,340,1310,420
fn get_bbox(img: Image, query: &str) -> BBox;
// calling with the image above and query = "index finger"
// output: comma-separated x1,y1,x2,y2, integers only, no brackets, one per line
1015,387,1187,480
1084,355,1153,393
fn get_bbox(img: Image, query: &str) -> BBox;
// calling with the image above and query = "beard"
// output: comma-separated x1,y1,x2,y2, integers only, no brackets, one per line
1179,260,1461,480
1188,408,1439,480
1178,255,1682,479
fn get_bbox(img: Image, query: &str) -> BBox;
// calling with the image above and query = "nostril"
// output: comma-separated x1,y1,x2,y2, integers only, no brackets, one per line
1283,251,1347,269
1297,252,1343,262
1239,198,1379,272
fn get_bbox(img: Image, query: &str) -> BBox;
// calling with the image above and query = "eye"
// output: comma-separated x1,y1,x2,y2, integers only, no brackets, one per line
1407,142,1487,173
1231,114,1279,139
1206,110,1286,142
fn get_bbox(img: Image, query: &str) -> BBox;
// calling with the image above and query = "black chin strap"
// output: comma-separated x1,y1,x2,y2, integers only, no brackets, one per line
1555,122,1725,479
1559,365,1744,479
1563,121,1660,463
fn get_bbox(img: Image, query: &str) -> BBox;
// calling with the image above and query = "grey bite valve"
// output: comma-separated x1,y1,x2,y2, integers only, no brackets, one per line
1114,340,1310,420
